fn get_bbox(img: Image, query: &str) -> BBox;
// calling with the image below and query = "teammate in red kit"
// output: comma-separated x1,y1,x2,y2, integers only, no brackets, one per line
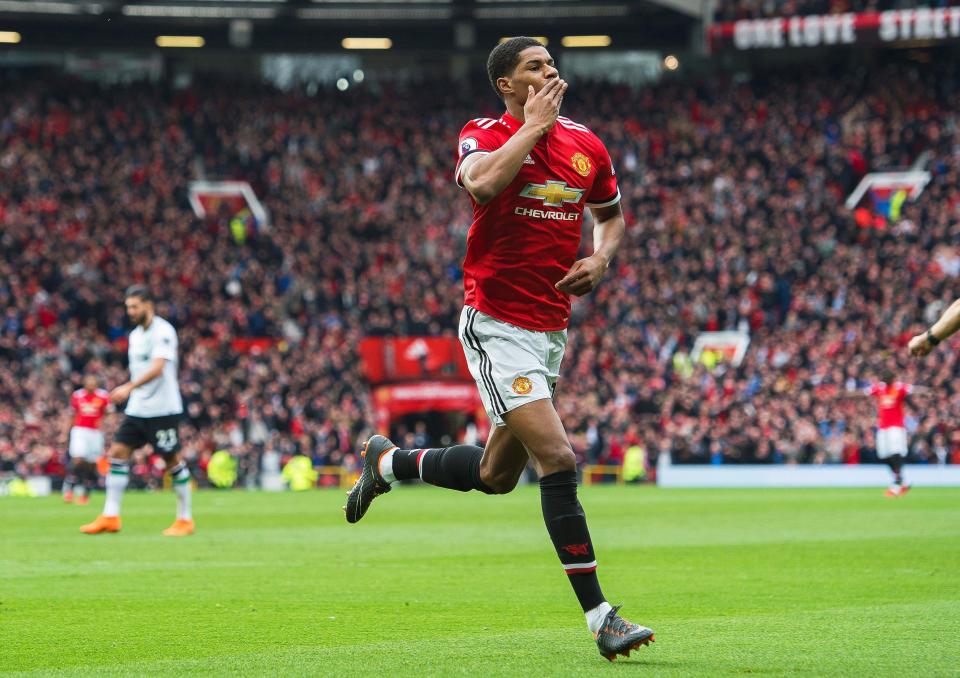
62,374,111,505
863,372,924,496
345,37,653,661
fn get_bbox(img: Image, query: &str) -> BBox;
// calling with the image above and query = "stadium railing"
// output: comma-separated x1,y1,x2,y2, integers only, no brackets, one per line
581,464,624,486
316,465,359,490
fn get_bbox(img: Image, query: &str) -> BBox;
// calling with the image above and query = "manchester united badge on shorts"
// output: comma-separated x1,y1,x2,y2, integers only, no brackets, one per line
512,376,533,395
571,152,592,177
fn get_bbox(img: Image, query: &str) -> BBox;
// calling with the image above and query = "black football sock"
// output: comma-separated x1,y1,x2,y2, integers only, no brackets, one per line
390,450,421,481
393,445,494,493
889,455,904,485
84,464,98,490
540,470,605,612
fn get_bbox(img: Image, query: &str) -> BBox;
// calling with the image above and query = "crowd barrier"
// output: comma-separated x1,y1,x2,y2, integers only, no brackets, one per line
656,460,960,488
581,464,625,486
12,463,959,494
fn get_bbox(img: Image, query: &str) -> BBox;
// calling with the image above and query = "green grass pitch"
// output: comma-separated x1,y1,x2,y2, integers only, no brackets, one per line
2,485,959,676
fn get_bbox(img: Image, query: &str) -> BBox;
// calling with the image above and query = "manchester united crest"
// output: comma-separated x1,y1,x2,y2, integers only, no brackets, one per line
571,152,592,177
511,376,533,395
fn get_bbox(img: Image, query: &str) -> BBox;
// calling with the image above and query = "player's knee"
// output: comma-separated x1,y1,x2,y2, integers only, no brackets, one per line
108,444,131,461
161,452,181,466
537,443,576,475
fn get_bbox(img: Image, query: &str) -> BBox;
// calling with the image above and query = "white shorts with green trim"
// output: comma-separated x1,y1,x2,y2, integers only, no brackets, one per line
458,305,567,427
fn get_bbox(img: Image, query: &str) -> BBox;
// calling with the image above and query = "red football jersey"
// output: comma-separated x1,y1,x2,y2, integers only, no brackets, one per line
455,112,620,331
868,382,911,429
71,388,110,430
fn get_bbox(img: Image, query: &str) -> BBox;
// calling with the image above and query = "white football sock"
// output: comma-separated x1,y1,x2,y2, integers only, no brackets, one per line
585,601,613,634
172,462,192,520
103,461,129,517
378,448,397,484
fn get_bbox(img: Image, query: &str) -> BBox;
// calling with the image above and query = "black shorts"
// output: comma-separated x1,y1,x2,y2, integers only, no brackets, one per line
114,414,182,455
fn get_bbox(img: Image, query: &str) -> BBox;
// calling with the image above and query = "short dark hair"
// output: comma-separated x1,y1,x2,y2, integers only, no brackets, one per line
125,285,152,302
487,36,545,99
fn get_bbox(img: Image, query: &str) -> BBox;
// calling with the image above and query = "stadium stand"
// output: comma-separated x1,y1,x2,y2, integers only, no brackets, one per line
2,60,959,487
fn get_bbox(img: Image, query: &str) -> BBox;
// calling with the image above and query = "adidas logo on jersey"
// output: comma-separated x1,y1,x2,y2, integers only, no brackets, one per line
524,154,534,165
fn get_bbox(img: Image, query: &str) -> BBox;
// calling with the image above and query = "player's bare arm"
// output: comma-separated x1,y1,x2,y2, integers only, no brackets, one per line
462,75,567,204
909,297,960,356
60,413,73,446
844,389,871,399
110,357,166,404
555,202,625,297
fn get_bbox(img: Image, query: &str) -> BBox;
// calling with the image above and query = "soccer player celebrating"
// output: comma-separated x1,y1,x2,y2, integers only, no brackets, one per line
62,374,111,505
80,286,193,536
345,37,653,661
865,373,916,497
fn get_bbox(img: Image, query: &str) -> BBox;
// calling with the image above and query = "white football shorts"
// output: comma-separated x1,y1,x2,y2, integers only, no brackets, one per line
458,305,567,427
68,426,105,462
876,426,908,459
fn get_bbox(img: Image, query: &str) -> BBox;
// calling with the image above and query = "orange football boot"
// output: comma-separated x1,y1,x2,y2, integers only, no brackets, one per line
80,515,121,534
74,495,90,506
63,491,74,503
162,519,195,537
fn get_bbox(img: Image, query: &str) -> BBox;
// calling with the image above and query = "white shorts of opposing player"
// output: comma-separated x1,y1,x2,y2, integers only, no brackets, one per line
458,305,567,427
69,426,104,462
876,426,908,459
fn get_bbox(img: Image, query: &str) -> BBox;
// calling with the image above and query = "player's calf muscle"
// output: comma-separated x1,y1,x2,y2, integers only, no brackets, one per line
476,426,528,493
479,465,522,494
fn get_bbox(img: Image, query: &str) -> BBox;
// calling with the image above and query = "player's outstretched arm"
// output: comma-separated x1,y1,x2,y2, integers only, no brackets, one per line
909,297,960,357
845,391,870,399
555,202,625,297
462,78,567,204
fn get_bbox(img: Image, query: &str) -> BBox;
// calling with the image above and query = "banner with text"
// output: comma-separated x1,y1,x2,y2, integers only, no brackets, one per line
709,7,960,51
372,382,485,430
359,336,472,384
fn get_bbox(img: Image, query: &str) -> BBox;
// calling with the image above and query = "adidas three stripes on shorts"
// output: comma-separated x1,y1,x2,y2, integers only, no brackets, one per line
458,305,567,427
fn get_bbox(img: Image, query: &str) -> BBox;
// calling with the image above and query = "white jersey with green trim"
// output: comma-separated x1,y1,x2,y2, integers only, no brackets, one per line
125,315,183,417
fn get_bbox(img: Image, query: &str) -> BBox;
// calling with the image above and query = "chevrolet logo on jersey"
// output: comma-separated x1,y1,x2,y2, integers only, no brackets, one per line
520,180,585,208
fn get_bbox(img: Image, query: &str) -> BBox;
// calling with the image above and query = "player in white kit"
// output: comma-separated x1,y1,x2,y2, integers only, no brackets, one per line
80,286,193,536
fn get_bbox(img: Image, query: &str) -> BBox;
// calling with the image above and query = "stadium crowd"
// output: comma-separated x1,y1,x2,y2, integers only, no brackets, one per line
713,0,959,22
2,59,959,488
